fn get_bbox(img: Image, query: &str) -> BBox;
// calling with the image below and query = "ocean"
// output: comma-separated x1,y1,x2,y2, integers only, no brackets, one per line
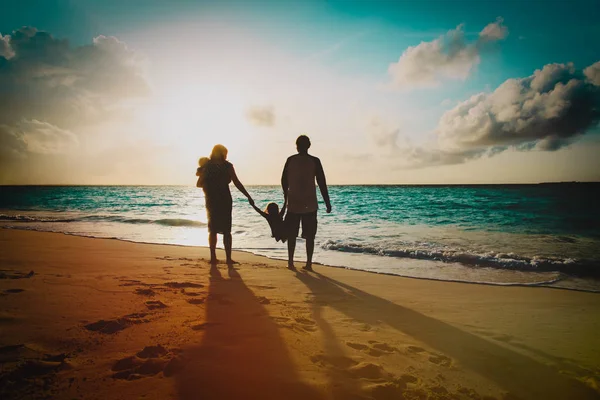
1,184,599,292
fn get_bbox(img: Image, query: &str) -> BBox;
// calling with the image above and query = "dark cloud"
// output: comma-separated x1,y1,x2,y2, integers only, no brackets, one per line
388,18,508,88
0,27,148,152
0,27,150,183
405,61,600,166
246,106,275,127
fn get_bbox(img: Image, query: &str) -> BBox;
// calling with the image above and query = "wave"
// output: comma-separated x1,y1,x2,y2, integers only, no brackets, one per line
321,240,599,277
0,214,206,228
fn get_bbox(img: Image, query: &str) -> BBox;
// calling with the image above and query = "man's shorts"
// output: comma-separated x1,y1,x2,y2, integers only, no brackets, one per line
285,211,318,239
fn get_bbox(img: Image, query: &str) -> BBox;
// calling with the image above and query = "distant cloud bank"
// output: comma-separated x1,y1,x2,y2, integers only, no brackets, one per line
388,18,508,89
0,27,148,170
403,61,600,166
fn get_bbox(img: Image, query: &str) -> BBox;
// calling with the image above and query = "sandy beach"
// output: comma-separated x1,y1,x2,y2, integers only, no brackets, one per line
1,229,599,400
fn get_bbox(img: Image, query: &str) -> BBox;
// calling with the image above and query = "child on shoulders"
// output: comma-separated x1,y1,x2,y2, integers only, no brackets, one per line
195,157,209,188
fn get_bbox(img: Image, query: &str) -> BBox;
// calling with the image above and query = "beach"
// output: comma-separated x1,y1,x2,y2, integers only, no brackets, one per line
1,229,599,399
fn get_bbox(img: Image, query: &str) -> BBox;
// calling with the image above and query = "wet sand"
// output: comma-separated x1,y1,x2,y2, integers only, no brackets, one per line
1,229,599,399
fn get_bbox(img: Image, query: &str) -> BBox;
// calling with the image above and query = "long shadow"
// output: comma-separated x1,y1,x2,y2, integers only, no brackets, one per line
308,283,364,400
294,271,598,400
176,266,323,400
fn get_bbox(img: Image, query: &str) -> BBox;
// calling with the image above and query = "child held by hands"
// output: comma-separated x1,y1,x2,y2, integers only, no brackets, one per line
251,199,287,243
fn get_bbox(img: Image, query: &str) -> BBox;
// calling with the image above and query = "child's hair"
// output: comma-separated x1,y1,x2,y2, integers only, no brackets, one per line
198,157,209,167
265,202,279,215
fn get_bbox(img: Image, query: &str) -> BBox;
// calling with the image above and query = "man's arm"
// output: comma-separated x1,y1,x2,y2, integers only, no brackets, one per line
315,158,332,213
280,193,287,217
281,158,289,198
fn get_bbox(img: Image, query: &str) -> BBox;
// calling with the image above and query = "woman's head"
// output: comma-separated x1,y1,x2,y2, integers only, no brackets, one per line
210,144,228,161
265,202,279,216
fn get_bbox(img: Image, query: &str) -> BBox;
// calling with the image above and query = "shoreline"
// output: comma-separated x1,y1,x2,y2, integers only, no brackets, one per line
1,229,599,399
1,226,597,293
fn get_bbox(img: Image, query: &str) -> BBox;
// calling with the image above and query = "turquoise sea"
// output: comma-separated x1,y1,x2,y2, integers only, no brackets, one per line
1,184,599,292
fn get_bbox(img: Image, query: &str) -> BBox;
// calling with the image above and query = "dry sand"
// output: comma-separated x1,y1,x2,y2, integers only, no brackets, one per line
0,229,599,400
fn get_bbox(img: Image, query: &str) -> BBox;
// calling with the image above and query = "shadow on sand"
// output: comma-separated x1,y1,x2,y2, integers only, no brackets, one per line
294,270,598,400
176,266,323,400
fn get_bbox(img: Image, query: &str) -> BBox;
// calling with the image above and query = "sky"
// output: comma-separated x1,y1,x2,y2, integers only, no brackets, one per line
1,0,599,185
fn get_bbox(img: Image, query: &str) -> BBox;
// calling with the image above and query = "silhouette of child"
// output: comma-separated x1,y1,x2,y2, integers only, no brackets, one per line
195,157,209,188
251,200,287,243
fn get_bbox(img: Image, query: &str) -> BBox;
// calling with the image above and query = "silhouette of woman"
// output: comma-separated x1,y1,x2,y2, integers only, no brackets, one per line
201,144,253,264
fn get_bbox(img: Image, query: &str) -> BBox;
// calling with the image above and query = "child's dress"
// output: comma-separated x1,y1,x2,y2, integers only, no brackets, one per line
266,214,287,243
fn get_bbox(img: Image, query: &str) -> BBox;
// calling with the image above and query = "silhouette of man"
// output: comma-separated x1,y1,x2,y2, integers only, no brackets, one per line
281,135,332,271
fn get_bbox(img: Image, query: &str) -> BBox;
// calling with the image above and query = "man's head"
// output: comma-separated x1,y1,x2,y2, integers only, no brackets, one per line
296,135,311,153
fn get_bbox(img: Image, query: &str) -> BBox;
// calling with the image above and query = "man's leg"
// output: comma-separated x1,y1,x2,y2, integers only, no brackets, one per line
302,212,318,271
285,212,300,269
208,232,217,263
305,237,314,271
224,232,233,264
287,237,296,269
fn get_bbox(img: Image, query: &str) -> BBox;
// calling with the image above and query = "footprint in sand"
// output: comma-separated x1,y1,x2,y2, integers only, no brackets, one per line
346,342,369,351
256,296,271,305
112,345,183,380
135,288,156,296
348,362,385,380
190,322,220,331
2,288,25,295
145,300,167,310
428,354,452,368
0,270,34,279
84,313,150,334
406,346,426,354
293,317,317,332
164,282,204,289
346,341,398,357
186,298,206,305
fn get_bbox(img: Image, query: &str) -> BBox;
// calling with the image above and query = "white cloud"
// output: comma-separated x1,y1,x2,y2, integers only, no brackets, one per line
19,120,79,154
584,61,600,86
367,117,400,148
246,106,276,127
388,18,508,89
0,33,13,59
404,61,600,166
479,17,508,41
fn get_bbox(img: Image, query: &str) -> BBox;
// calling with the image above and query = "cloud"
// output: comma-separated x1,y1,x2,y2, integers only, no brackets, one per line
404,61,600,166
479,17,509,42
367,117,400,148
0,28,148,127
0,27,148,164
388,18,508,89
0,27,150,183
246,106,276,127
0,33,13,59
584,61,600,86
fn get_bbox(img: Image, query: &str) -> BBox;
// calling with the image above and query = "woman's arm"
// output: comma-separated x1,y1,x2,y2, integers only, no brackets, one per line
230,164,253,203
